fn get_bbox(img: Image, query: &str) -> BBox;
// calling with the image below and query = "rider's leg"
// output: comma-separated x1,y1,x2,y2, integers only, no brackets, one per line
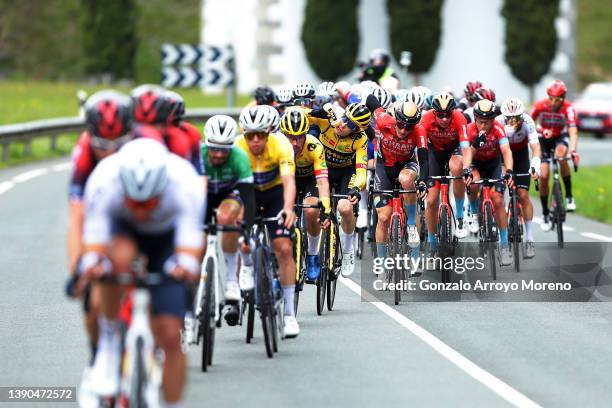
375,204,392,259
152,316,185,404
399,169,417,225
338,198,356,250
518,188,534,241
304,195,322,255
556,143,572,198
218,199,242,283
425,187,439,250
539,162,550,215
273,237,296,317
450,154,466,220
492,189,509,247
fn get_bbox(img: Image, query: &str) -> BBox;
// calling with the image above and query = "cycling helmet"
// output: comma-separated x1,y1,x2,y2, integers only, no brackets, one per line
547,79,567,97
280,108,309,136
360,80,379,96
431,92,456,113
475,87,496,103
464,81,483,99
118,138,169,202
164,90,185,125
344,103,372,130
253,86,276,105
130,84,169,124
406,87,425,109
473,99,497,120
424,94,434,110
204,115,238,148
84,90,132,140
262,104,280,131
317,81,338,97
372,87,393,109
415,86,432,100
292,82,316,99
275,87,293,106
500,98,525,117
239,106,271,133
395,102,421,125
314,93,333,110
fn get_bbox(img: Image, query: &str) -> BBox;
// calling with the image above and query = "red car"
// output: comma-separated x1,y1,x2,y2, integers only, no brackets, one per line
574,82,612,138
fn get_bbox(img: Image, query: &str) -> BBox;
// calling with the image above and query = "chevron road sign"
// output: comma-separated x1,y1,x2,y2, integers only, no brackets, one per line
160,44,235,88
161,66,234,88
161,44,233,66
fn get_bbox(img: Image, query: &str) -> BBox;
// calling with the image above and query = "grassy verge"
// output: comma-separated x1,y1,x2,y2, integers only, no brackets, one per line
0,134,78,169
532,164,612,224
577,0,612,88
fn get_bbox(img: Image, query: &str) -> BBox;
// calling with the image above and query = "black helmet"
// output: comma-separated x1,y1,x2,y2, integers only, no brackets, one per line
473,99,497,120
431,92,456,113
253,86,276,105
394,102,421,125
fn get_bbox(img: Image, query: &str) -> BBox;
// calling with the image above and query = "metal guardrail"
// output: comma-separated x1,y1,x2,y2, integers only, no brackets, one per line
0,107,243,161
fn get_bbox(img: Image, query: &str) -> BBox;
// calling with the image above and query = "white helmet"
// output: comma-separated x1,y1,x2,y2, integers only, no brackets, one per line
239,106,271,133
406,87,426,109
118,138,168,202
393,88,409,103
262,105,280,131
292,82,316,99
317,81,338,97
205,115,238,147
360,80,378,96
415,86,432,99
501,98,525,117
275,87,293,104
372,87,393,109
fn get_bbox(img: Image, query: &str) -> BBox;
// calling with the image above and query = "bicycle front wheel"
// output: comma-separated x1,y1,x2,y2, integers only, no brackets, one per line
438,206,452,284
317,228,329,315
391,215,403,305
510,193,520,273
326,223,340,311
200,257,215,371
483,202,497,280
552,182,565,248
255,246,275,358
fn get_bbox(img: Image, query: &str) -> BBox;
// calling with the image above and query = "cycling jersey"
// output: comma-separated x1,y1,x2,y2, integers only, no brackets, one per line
294,134,328,178
164,121,205,175
420,109,468,152
372,107,427,167
460,122,509,162
201,145,254,195
530,99,577,138
68,132,100,201
463,107,475,123
235,132,295,191
307,115,368,191
495,113,539,152
83,152,205,249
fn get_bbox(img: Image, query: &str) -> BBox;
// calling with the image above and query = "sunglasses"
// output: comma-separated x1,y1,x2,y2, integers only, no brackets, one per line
396,121,415,130
285,133,307,142
124,196,161,212
208,145,232,154
342,116,358,131
506,115,523,123
244,132,268,141
548,96,564,103
435,112,452,119
293,98,313,108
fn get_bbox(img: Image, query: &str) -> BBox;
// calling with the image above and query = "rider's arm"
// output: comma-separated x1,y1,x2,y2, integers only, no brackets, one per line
414,124,429,181
174,162,206,268
67,200,85,273
278,137,297,212
459,126,473,170
352,134,369,191
566,104,579,152
312,141,331,213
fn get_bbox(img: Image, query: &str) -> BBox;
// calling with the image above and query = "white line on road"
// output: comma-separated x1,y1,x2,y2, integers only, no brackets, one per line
339,276,542,408
580,232,612,242
563,225,575,232
0,181,15,195
12,168,49,183
51,162,71,172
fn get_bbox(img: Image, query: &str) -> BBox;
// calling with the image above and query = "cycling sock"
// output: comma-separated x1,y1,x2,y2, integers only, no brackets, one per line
455,197,465,220
411,246,420,260
224,251,238,282
239,250,253,267
499,228,509,247
563,175,572,198
360,191,368,211
97,317,121,352
376,243,387,259
427,232,437,250
540,196,549,215
525,220,534,241
340,229,355,252
307,233,320,255
405,203,417,225
469,200,478,215
283,286,295,316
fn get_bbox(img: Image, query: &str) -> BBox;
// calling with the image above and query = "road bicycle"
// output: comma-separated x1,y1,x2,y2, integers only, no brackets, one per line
366,168,378,256
543,150,575,248
506,173,533,272
372,180,416,305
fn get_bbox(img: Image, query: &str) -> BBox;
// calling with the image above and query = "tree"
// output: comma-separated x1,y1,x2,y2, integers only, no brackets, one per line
81,0,138,80
503,0,559,102
301,0,358,81
387,0,443,85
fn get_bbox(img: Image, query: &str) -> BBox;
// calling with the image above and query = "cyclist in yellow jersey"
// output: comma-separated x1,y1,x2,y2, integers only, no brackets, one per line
306,102,370,277
235,105,300,337
281,108,331,281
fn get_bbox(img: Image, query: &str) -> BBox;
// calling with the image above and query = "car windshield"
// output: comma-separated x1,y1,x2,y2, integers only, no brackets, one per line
580,85,612,101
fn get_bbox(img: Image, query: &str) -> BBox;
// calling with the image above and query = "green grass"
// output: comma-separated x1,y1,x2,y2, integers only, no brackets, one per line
577,0,612,88
0,80,249,167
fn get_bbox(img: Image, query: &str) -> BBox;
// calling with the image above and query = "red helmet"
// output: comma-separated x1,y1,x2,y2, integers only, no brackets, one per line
164,90,185,125
546,79,567,97
464,81,482,98
475,87,496,103
84,90,132,140
131,84,169,124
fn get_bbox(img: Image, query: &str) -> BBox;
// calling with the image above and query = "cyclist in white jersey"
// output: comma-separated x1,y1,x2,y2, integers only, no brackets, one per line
496,98,541,258
77,138,205,407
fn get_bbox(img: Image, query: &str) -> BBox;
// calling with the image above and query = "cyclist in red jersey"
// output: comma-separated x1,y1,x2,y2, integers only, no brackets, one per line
421,92,469,251
365,95,428,261
65,90,133,365
460,99,515,266
530,79,580,229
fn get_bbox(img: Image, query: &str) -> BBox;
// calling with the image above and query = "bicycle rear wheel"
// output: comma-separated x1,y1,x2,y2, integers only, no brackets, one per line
255,247,274,358
483,202,497,280
391,215,403,305
326,223,340,311
245,289,255,344
130,337,146,408
356,228,364,259
438,206,452,283
200,257,215,372
294,229,306,317
552,182,564,248
317,228,329,315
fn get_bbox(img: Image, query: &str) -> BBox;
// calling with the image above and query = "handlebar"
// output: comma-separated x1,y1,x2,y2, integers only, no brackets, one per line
295,201,326,224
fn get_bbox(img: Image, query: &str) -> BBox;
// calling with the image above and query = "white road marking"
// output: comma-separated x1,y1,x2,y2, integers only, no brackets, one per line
580,232,612,242
339,276,542,408
0,181,15,195
51,162,72,172
563,225,575,232
12,168,49,183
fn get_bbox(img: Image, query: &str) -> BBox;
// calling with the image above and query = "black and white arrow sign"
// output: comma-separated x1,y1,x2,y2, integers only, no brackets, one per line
161,66,234,88
161,44,233,65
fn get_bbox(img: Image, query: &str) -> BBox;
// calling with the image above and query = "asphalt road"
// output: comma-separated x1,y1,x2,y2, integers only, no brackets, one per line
1,157,612,407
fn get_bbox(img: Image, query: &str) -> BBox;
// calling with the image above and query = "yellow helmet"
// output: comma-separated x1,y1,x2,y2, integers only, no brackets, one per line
344,103,372,130
280,108,309,136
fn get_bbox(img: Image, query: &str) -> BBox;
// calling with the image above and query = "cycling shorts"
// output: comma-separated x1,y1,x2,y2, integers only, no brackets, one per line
296,176,319,199
470,159,505,194
512,147,531,191
328,166,356,196
254,184,292,241
427,144,462,188
205,190,242,224
540,133,569,161
374,156,419,208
